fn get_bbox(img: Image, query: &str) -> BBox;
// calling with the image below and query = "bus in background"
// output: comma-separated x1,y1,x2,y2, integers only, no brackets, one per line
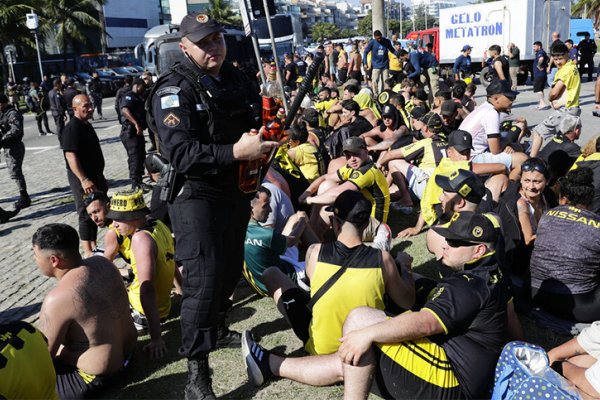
134,24,255,76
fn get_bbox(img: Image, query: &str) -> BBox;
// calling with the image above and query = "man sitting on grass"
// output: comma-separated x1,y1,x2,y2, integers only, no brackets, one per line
242,212,511,400
33,223,137,398
241,190,415,386
243,186,314,297
105,188,176,359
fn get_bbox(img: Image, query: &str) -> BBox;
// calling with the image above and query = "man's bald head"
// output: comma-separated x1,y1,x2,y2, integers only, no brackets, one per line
73,95,94,121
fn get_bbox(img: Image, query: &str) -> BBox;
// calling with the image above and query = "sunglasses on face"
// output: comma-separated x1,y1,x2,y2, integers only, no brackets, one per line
446,239,478,248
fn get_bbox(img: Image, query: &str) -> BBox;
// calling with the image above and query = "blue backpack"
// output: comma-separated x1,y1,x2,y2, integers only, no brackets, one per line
491,341,581,400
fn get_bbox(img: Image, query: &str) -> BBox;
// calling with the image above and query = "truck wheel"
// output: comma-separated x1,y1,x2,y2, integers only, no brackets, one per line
480,66,494,88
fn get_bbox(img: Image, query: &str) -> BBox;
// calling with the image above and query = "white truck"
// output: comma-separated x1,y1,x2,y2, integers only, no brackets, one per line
406,0,571,83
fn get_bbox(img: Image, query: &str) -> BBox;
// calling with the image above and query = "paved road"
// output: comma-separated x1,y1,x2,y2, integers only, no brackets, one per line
1,79,599,323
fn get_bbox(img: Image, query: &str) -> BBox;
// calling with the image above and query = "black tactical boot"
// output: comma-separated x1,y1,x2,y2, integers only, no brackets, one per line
184,357,216,400
216,312,241,348
0,207,19,224
15,191,31,209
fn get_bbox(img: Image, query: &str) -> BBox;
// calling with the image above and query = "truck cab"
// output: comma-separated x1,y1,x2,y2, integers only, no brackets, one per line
135,24,256,76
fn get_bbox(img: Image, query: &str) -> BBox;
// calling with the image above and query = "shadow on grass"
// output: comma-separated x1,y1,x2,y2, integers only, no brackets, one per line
251,317,290,342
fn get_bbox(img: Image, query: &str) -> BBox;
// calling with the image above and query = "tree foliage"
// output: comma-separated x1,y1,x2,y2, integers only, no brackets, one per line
310,22,356,42
572,0,600,29
39,0,106,54
207,0,242,28
358,6,437,39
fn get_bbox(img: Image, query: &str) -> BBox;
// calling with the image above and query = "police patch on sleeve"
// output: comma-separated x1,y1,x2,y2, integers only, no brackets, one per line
162,113,181,128
161,94,180,109
156,86,181,96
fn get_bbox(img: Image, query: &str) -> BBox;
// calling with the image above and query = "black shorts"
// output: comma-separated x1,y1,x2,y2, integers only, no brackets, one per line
371,339,466,400
54,359,112,399
279,287,312,344
349,70,362,83
533,76,547,93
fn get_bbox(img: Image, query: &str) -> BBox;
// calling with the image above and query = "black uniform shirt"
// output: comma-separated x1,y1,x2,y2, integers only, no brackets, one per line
62,117,105,179
0,107,24,147
120,91,147,130
151,60,260,192
422,252,510,399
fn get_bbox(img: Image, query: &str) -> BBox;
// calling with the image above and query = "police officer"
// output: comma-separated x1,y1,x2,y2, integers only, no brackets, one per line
150,13,278,399
48,79,66,142
0,94,31,208
87,72,104,120
119,78,147,186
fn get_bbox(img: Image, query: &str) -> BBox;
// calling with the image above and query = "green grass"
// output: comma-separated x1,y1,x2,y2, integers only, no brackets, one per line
99,212,572,399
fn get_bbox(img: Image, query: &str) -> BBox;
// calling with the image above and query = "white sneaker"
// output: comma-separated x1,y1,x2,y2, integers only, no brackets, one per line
372,223,392,252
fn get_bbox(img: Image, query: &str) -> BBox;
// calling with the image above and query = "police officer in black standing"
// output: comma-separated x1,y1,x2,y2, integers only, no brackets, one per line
62,78,78,120
0,94,31,208
87,72,104,120
150,13,278,399
48,79,67,143
119,78,147,187
115,75,132,124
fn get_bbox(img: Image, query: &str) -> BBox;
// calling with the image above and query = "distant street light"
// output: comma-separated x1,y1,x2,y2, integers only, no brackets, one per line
25,10,44,82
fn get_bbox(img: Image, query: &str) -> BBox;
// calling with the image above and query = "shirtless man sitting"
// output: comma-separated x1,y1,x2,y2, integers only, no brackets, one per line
33,223,137,398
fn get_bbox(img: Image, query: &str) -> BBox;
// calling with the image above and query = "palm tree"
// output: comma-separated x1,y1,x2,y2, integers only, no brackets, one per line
0,0,37,81
572,0,600,29
206,0,242,28
39,0,107,54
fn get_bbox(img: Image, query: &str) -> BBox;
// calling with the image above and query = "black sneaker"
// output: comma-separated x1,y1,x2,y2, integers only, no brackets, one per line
241,330,272,386
216,327,241,348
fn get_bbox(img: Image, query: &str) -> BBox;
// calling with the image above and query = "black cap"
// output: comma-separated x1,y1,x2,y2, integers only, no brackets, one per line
180,13,225,43
419,112,443,132
432,211,498,243
447,130,473,152
342,136,367,153
415,89,428,101
486,80,518,100
410,106,427,120
435,169,486,204
0,94,8,103
440,100,458,117
325,190,371,225
381,105,395,118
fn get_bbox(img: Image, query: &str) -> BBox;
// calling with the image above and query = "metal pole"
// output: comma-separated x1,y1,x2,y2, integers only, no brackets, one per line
8,58,15,83
34,30,44,82
252,36,266,83
386,0,390,37
400,0,403,38
262,0,289,114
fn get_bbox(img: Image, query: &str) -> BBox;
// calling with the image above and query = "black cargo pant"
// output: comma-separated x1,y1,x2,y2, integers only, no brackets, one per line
169,180,250,358
3,141,27,193
120,126,145,184
52,112,65,144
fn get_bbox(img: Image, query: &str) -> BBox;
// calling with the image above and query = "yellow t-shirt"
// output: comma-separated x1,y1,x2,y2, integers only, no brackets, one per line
128,219,176,319
337,161,390,223
291,142,321,182
389,53,402,72
305,243,385,355
553,60,580,108
0,321,58,400
420,158,470,226
400,135,448,175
